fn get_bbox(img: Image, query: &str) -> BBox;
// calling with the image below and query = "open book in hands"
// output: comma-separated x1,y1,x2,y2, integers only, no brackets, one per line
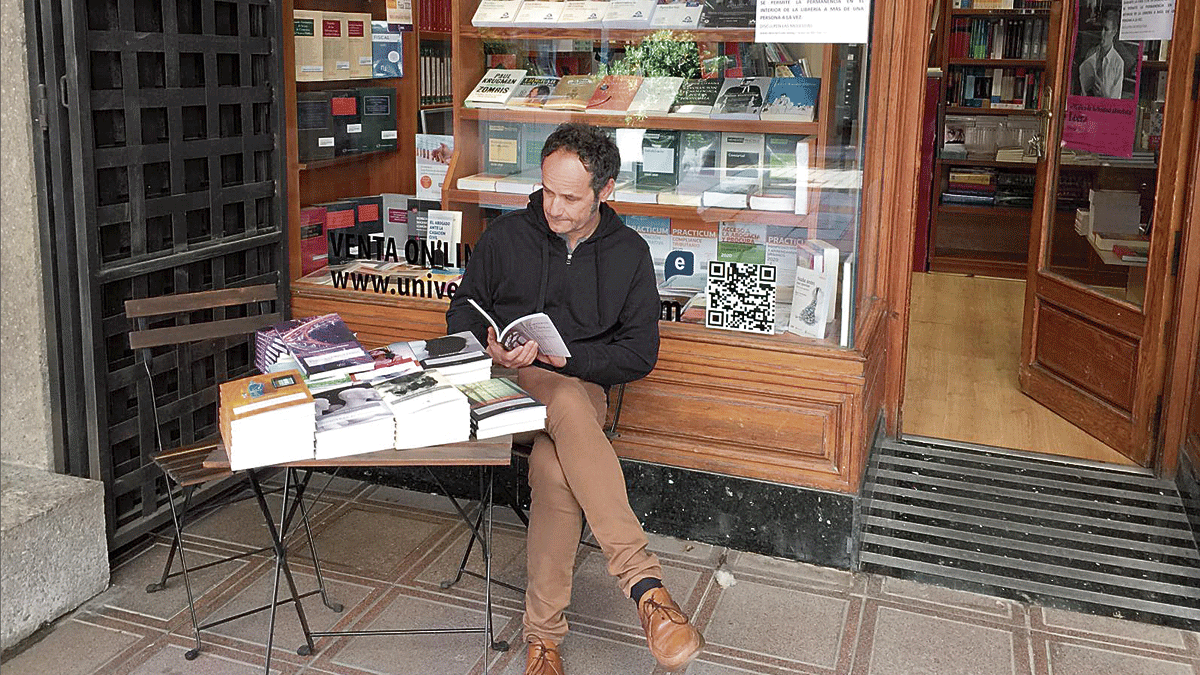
466,298,572,359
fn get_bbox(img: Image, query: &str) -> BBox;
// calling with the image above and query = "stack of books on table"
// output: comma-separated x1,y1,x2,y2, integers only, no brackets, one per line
310,378,399,459
372,370,472,449
941,168,996,206
219,370,318,470
398,330,493,384
456,378,548,439
255,314,375,383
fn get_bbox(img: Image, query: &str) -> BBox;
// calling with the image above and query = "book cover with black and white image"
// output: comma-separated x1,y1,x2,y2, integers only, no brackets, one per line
710,77,770,120
312,381,396,458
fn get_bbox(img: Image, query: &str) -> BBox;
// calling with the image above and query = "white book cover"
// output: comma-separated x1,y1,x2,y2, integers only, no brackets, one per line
788,265,828,339
465,69,527,107
456,173,504,191
650,1,703,29
807,239,840,325
719,132,765,189
839,256,854,347
602,0,656,26
472,0,524,24
514,0,566,24
794,140,811,215
425,210,462,268
558,0,610,23
415,134,453,200
626,76,684,115
494,169,543,194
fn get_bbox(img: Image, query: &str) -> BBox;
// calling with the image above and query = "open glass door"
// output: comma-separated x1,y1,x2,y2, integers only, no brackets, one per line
1019,0,1197,465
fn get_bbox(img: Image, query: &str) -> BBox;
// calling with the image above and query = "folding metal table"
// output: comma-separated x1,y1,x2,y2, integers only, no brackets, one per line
204,436,512,674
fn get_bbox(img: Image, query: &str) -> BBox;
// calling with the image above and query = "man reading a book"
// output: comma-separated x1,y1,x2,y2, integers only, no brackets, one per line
447,123,704,674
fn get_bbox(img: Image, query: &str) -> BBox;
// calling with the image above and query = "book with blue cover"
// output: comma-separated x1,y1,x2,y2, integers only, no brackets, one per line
759,77,821,122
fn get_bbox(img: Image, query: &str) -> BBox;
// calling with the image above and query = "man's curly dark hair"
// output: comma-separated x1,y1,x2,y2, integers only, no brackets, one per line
540,123,621,196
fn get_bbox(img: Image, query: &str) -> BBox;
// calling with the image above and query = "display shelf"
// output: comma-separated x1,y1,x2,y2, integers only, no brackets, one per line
297,76,404,89
459,26,757,41
938,203,1033,217
937,157,1037,168
948,58,1045,67
298,149,398,172
459,107,821,135
949,7,1050,15
945,106,1042,116
445,187,821,226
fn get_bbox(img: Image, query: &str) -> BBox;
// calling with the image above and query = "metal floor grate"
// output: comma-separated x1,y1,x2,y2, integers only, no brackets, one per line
860,435,1200,630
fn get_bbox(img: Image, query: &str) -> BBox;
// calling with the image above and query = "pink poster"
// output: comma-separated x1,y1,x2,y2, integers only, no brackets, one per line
1062,0,1143,158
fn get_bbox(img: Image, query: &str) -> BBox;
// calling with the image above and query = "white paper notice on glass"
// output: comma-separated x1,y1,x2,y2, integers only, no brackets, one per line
1120,0,1175,41
755,0,870,43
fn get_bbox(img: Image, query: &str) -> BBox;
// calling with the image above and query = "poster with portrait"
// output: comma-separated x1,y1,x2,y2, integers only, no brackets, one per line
1062,0,1143,157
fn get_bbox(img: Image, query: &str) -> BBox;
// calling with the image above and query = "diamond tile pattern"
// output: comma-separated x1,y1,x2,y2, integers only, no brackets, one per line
6,484,1198,675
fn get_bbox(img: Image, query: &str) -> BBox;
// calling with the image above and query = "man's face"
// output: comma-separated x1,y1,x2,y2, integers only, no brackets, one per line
1100,19,1116,48
541,149,614,244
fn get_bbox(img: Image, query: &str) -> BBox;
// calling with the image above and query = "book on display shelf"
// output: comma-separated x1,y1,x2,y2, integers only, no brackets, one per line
544,75,602,111
219,370,317,470
719,131,765,188
667,221,719,290
716,222,767,264
669,78,723,116
613,182,667,204
296,91,335,163
585,75,644,114
635,129,680,191
507,75,561,109
457,173,508,192
328,90,363,155
625,77,684,115
558,0,611,24
514,0,568,24
710,77,770,120
494,169,544,194
426,210,462,268
346,13,373,79
650,0,704,28
359,88,398,152
299,206,328,275
602,0,657,26
472,0,525,25
371,21,402,78
320,199,358,264
321,13,351,79
465,69,528,108
787,266,828,339
484,120,523,176
759,77,820,122
294,10,324,81
698,0,754,27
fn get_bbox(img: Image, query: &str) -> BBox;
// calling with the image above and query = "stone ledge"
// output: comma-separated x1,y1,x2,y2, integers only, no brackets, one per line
1,463,109,651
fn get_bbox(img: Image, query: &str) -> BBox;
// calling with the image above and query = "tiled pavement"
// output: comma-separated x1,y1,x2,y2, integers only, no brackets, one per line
4,474,1199,675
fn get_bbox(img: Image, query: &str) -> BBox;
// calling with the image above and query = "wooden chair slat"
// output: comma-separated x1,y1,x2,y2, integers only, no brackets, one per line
124,284,278,318
129,313,281,349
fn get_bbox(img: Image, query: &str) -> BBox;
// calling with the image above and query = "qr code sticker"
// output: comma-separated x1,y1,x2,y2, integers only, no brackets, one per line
705,261,777,334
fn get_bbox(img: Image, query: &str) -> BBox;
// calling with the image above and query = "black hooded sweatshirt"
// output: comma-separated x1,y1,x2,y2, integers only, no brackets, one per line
446,189,660,387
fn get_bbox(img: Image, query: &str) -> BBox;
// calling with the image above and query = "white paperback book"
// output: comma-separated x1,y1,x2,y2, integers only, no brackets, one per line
602,0,656,26
558,0,610,24
839,256,854,347
425,209,462,268
472,0,524,25
466,298,571,358
794,140,811,215
807,239,840,326
513,0,566,24
464,69,527,107
650,0,703,28
626,76,684,115
788,265,828,339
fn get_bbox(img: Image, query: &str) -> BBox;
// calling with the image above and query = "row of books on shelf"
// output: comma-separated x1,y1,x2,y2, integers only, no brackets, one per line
628,218,850,341
948,16,1048,60
940,167,1034,207
951,0,1049,8
297,89,398,162
945,66,1043,110
417,0,452,32
298,195,464,275
466,70,821,122
472,0,754,29
294,13,404,81
464,127,822,211
225,315,548,470
419,43,452,106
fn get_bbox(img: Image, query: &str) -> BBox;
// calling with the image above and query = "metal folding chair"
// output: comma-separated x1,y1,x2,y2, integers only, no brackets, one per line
125,285,342,660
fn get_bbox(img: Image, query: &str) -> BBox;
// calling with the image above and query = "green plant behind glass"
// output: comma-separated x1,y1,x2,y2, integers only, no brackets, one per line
609,30,701,79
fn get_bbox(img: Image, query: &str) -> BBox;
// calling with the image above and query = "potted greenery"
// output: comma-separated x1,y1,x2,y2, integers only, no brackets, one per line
609,30,701,79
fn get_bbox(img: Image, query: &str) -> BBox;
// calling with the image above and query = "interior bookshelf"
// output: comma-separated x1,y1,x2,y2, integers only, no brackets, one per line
283,0,421,282
927,6,1169,279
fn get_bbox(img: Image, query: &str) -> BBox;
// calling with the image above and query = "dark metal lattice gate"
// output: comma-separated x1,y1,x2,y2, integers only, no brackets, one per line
29,0,289,550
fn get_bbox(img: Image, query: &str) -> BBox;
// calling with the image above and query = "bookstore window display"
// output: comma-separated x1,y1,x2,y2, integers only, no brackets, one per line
450,27,869,348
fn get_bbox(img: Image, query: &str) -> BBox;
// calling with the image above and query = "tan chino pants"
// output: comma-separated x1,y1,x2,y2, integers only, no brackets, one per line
516,366,662,643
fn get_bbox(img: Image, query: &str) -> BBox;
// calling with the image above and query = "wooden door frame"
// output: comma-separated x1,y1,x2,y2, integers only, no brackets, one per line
1160,66,1200,478
884,0,1200,477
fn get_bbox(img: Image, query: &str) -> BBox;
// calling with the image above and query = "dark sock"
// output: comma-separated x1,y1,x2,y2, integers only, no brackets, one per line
630,577,663,604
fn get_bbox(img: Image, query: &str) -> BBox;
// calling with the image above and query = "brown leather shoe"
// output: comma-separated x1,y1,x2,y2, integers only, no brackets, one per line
525,635,564,675
637,586,704,671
